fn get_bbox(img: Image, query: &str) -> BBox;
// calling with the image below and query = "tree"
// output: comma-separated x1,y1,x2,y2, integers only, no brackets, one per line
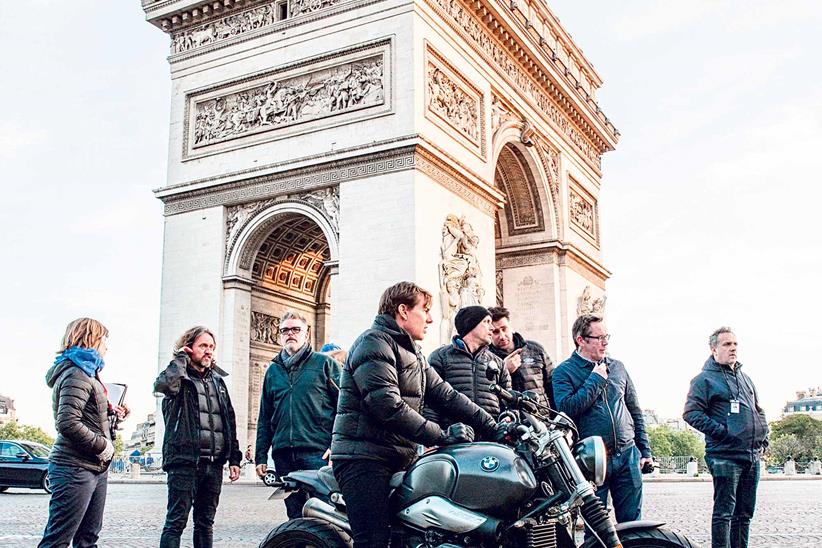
767,415,822,463
770,414,822,440
0,422,55,446
767,433,804,465
113,433,124,457
648,425,705,459
648,426,673,457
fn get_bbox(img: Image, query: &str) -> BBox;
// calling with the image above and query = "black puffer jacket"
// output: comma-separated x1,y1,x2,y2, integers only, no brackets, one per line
683,357,768,462
424,338,511,436
331,314,497,468
490,333,555,408
46,360,112,473
154,353,242,470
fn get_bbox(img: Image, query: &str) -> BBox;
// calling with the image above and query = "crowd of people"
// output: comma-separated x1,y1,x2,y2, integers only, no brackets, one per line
39,281,768,548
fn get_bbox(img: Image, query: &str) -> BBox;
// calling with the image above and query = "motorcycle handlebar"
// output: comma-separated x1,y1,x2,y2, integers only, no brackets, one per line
489,383,538,414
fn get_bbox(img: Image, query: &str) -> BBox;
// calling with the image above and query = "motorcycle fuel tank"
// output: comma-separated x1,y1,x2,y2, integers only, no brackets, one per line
393,442,537,518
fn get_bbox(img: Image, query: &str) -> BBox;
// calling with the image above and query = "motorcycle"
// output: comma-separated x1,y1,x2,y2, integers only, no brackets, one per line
259,366,697,548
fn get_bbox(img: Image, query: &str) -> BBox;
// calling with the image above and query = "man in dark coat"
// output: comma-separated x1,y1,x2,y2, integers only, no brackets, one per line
331,282,500,548
488,306,555,407
683,327,768,548
552,314,652,527
154,326,242,548
425,305,511,436
254,310,341,519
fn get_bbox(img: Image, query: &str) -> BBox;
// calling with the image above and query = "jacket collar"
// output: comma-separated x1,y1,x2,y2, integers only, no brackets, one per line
373,314,418,353
571,350,609,368
703,356,743,373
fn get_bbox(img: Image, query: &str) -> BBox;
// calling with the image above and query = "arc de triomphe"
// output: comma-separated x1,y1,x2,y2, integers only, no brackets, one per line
142,0,618,450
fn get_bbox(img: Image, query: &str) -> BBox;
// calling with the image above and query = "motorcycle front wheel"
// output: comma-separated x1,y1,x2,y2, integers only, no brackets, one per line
582,526,698,547
259,517,352,548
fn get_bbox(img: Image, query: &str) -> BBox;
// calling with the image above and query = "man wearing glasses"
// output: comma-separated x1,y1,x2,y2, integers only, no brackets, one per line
552,314,652,527
254,311,341,519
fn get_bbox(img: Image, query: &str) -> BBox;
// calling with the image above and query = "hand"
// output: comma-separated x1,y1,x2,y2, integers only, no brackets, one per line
640,457,654,474
256,464,267,478
114,404,130,420
322,448,332,466
503,348,523,374
98,439,115,462
182,345,193,355
639,457,653,469
592,362,608,379
440,423,475,445
493,421,512,443
229,465,240,482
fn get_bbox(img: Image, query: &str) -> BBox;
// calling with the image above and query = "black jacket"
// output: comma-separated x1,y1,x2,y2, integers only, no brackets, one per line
683,357,768,462
154,353,242,470
424,338,511,436
255,346,341,463
490,333,554,408
331,314,497,468
553,352,651,458
46,360,112,473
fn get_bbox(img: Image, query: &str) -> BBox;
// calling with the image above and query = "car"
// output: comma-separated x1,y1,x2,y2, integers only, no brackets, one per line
0,440,52,493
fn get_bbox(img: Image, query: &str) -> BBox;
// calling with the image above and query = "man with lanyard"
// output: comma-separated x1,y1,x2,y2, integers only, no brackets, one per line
552,314,652,528
684,326,768,548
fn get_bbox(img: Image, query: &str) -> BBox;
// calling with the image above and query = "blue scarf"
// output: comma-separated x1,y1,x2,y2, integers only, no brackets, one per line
55,346,105,377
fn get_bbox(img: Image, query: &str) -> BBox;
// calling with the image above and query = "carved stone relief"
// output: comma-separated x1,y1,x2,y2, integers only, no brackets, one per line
495,269,503,306
170,4,278,54
425,0,602,168
224,186,340,273
577,285,606,317
490,96,518,135
190,55,384,150
439,215,484,343
568,185,597,242
251,311,280,345
427,64,479,143
289,0,343,17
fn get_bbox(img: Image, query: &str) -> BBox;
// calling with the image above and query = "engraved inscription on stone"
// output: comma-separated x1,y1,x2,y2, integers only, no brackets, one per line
568,187,597,241
191,55,384,149
427,62,480,144
250,311,280,346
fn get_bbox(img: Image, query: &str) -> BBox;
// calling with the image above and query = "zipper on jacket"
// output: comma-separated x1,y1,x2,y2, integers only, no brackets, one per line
604,382,618,453
203,375,217,457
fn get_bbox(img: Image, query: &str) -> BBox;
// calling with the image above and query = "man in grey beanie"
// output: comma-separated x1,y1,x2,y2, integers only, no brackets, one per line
424,306,513,436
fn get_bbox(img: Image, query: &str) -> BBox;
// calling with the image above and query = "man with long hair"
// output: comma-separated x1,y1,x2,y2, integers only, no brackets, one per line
154,326,242,548
41,317,129,547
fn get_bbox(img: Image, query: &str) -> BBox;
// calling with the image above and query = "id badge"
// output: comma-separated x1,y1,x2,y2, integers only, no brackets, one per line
730,400,740,414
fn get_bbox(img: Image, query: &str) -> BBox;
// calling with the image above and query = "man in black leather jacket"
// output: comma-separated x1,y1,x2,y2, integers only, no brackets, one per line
552,314,651,527
331,282,500,548
154,326,242,548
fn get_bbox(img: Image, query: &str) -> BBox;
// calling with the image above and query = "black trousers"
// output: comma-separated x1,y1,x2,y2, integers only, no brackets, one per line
333,459,400,548
159,462,223,548
39,463,108,548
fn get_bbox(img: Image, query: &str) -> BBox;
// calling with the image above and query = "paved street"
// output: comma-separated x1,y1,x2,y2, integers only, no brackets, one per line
1,479,820,547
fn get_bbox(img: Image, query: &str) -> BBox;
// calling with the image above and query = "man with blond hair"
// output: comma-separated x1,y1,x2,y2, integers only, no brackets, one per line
154,326,242,548
254,311,341,519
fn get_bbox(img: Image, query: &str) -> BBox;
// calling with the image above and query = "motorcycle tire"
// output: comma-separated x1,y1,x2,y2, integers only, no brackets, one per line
581,526,697,547
259,517,352,548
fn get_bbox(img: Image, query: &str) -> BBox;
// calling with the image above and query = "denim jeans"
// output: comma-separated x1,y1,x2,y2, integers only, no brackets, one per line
585,443,642,542
159,462,223,548
39,463,108,548
334,459,399,548
706,456,760,548
271,449,327,519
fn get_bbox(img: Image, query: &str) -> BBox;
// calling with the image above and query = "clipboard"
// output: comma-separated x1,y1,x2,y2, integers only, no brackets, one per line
105,383,128,406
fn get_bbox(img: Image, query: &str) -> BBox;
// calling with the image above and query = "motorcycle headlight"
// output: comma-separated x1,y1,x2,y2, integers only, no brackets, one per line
574,436,607,486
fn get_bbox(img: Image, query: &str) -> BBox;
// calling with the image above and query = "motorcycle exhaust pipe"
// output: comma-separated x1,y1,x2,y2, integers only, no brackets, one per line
302,497,352,534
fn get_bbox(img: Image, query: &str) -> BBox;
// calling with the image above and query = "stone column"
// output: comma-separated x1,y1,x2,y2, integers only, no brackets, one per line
221,275,253,452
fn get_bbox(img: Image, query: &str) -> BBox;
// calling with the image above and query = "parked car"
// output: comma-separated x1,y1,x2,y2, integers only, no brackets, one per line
0,440,51,493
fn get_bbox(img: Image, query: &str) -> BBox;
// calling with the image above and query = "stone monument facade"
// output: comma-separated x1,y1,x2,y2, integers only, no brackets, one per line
142,0,616,450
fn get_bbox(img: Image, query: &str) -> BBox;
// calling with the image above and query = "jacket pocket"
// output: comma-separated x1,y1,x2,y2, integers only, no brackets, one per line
725,406,753,446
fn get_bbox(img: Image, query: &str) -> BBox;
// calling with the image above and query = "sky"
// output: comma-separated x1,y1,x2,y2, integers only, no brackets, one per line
1,1,821,439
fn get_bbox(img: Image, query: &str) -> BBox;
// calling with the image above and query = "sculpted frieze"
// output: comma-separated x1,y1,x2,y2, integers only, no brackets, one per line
490,96,518,135
426,63,480,144
289,0,343,17
190,55,384,150
568,187,597,241
170,4,278,54
250,311,280,346
426,0,602,168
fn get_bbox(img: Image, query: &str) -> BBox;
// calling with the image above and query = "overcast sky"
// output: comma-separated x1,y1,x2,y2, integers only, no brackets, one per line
1,1,820,439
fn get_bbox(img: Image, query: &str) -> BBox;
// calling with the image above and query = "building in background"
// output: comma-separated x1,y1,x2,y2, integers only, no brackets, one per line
125,413,156,453
0,395,16,425
783,388,822,421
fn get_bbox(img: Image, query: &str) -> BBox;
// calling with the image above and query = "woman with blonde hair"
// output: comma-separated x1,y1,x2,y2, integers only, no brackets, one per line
39,317,129,548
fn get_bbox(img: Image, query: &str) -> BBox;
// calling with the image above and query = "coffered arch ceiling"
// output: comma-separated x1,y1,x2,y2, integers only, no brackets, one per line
494,143,545,238
251,214,330,300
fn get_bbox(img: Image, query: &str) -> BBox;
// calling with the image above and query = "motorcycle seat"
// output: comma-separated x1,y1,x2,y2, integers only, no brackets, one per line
318,465,339,493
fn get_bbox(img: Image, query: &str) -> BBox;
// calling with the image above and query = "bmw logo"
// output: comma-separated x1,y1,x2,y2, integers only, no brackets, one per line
480,456,500,472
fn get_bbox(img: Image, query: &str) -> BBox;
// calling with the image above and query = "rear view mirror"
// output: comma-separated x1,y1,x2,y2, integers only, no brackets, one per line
15,452,30,460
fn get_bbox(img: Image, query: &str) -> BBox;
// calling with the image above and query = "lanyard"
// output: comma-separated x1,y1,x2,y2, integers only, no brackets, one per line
720,366,741,402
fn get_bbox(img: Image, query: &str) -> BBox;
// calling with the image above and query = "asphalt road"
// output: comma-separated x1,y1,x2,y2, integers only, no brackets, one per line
1,479,820,547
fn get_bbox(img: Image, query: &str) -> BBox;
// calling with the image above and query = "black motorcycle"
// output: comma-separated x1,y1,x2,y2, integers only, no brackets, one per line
260,370,697,548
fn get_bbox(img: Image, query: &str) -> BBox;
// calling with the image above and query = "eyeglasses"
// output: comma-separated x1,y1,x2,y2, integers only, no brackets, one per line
278,326,303,336
583,334,611,343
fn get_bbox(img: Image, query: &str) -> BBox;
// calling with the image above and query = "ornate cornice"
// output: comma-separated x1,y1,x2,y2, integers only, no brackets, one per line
423,0,615,171
495,240,610,282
